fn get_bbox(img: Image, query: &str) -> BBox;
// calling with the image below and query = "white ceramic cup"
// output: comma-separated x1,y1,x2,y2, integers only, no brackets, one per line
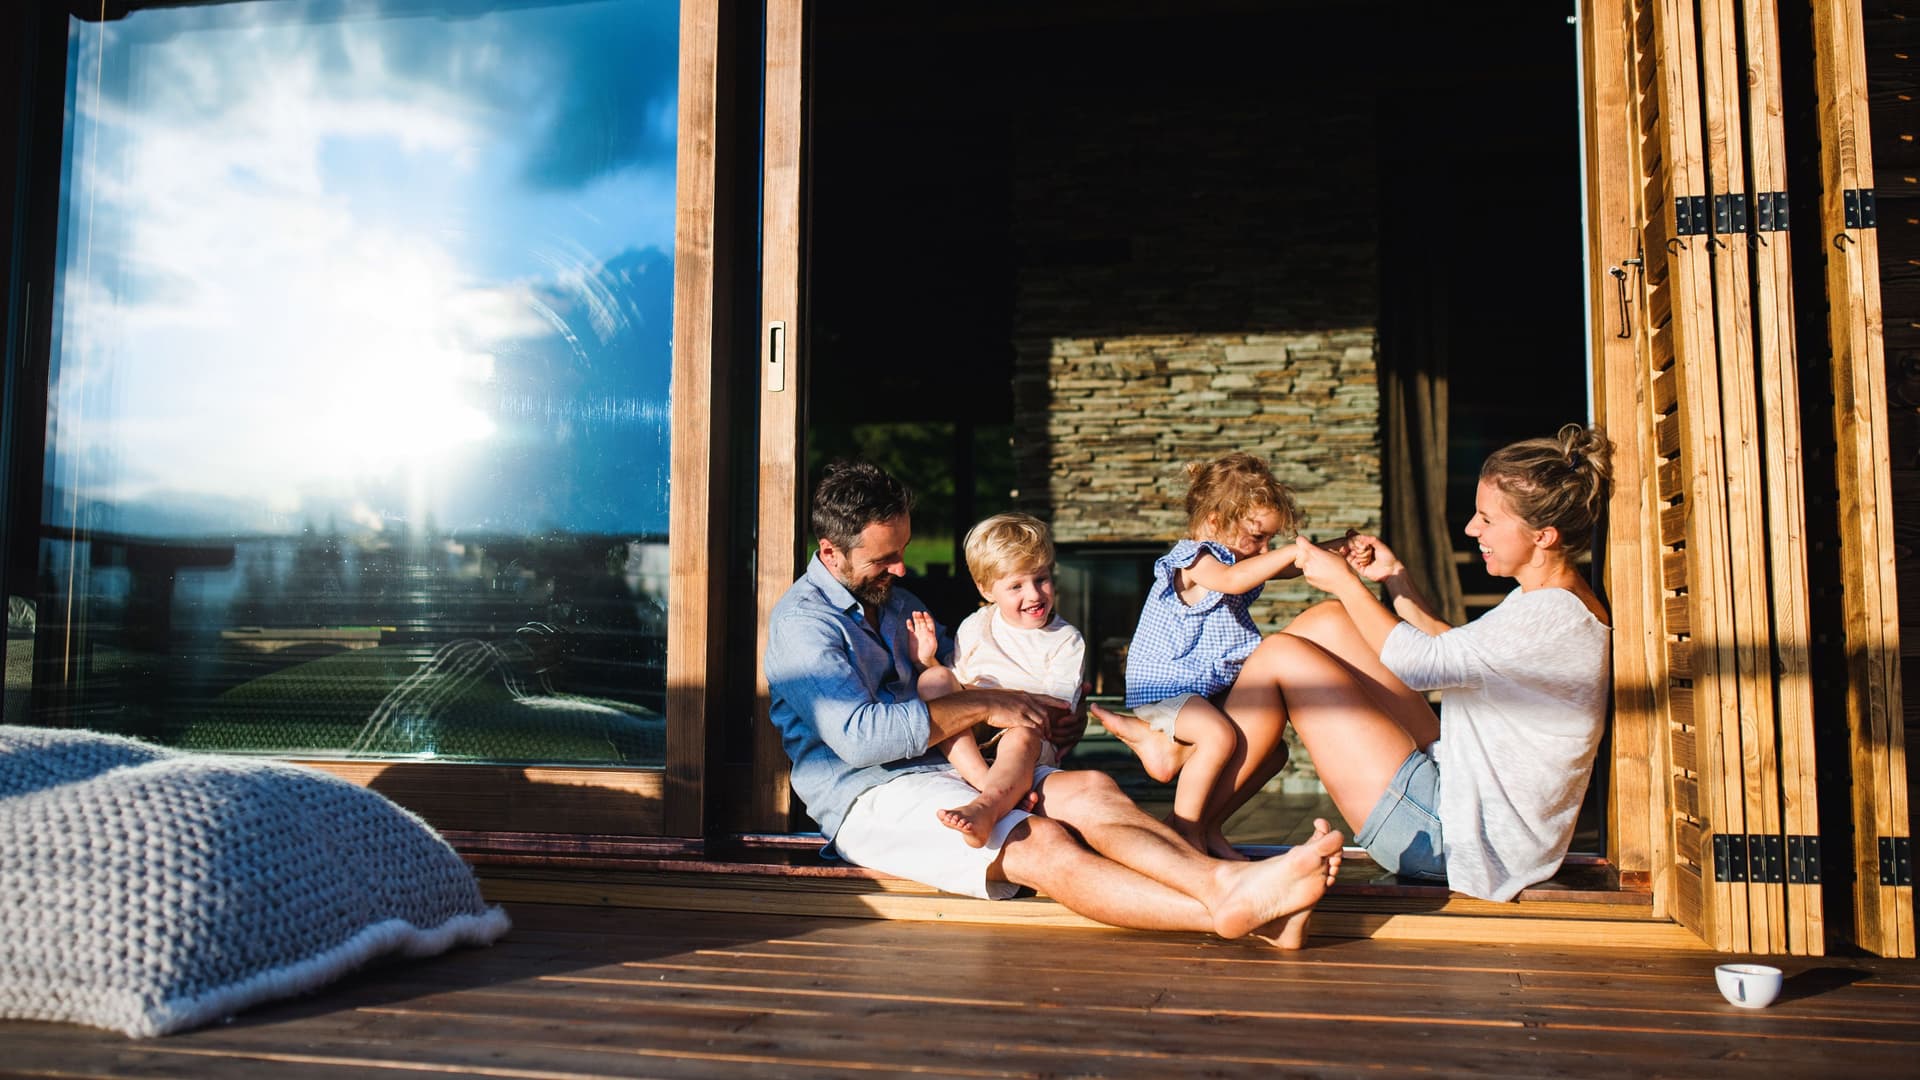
1715,963,1783,1008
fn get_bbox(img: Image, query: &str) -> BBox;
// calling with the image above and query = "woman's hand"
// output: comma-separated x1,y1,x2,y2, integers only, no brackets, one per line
1293,535,1364,594
1344,533,1407,584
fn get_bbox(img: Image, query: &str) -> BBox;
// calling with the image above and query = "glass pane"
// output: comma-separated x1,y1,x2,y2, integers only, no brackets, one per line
31,0,680,766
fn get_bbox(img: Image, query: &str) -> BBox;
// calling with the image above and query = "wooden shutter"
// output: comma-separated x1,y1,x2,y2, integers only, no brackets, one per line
1735,0,1824,958
1811,0,1915,959
1596,0,1828,953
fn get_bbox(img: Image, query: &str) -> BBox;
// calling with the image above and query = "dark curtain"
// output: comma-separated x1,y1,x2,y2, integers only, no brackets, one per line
1377,115,1466,628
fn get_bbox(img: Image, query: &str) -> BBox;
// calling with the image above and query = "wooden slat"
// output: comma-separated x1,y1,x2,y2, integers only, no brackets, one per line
1674,817,1705,870
1668,638,1693,680
1741,0,1824,956
750,0,808,833
1699,0,1786,954
1663,549,1688,590
1670,684,1694,725
1814,0,1916,958
1664,595,1690,635
1673,727,1696,774
1590,0,1673,905
1650,0,1746,951
1660,501,1687,541
1651,351,1679,414
1658,458,1684,501
1655,409,1681,457
1674,774,1700,818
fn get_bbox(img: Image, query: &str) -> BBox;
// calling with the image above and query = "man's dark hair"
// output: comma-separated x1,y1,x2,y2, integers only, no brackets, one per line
811,460,914,553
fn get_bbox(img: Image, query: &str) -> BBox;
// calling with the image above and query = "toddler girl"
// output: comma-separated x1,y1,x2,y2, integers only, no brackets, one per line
1094,452,1318,859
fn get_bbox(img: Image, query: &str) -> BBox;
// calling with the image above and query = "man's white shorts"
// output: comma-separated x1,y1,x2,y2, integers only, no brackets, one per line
832,766,1059,900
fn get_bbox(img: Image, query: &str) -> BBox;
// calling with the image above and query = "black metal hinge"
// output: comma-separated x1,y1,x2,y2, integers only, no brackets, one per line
1844,188,1878,230
1713,834,1811,883
1753,190,1790,232
1787,835,1821,885
1880,836,1913,887
1714,193,1749,235
1675,194,1711,236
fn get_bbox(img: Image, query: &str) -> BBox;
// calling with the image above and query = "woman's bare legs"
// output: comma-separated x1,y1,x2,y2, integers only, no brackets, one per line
1202,601,1439,832
1221,628,1435,831
1093,701,1244,859
1192,602,1411,841
1280,600,1440,747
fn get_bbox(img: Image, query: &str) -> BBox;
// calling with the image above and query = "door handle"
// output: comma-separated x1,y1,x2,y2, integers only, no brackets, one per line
767,321,787,393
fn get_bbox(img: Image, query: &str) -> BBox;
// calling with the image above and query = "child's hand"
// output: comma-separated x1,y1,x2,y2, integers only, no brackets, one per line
907,610,942,670
1293,535,1362,593
1343,533,1405,583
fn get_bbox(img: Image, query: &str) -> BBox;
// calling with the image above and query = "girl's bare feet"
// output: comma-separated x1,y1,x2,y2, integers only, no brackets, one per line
1205,827,1249,861
1091,703,1191,783
936,800,998,848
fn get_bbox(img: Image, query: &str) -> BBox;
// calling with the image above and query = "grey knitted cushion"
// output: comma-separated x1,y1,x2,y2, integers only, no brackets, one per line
0,726,509,1037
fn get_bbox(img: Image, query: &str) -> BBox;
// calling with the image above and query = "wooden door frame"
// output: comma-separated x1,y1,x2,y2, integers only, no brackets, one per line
747,0,808,833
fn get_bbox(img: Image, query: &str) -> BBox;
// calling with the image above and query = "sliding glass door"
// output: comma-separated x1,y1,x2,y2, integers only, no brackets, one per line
8,0,725,836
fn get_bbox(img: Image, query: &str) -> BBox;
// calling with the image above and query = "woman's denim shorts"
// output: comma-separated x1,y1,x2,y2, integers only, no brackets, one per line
1354,748,1448,882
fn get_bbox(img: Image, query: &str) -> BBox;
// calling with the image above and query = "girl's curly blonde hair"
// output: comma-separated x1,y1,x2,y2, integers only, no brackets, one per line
1184,452,1305,538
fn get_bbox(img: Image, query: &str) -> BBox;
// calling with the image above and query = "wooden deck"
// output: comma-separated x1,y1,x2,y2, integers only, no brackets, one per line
9,899,1920,1078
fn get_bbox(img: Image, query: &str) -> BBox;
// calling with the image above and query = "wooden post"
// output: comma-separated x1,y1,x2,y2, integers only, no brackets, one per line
664,0,726,839
1583,0,1666,903
1811,0,1915,959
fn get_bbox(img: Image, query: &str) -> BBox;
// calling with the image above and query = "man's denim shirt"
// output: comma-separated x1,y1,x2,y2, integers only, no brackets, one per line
765,555,955,840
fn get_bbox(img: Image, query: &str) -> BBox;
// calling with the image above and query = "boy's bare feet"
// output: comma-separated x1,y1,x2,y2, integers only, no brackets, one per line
1091,703,1191,784
1208,818,1344,945
937,800,998,848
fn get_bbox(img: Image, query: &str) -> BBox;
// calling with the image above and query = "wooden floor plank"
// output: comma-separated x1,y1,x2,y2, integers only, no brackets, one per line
6,901,1919,1079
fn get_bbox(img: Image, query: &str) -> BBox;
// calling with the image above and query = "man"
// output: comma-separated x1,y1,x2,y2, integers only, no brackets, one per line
764,460,1343,947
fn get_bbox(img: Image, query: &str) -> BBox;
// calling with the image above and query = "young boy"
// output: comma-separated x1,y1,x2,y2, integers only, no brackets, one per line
907,512,1085,847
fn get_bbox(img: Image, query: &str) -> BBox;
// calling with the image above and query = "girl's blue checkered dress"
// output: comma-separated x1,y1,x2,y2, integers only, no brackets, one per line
1123,538,1264,708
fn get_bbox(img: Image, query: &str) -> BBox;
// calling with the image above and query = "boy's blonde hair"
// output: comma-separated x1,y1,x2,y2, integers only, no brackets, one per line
1183,452,1305,538
964,513,1055,593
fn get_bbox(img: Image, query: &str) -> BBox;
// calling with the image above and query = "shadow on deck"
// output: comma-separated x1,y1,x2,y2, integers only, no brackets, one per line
7,900,1919,1077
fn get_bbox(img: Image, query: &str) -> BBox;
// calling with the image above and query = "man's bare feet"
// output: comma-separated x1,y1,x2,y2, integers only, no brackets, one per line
1247,820,1343,947
936,800,997,848
1091,703,1191,783
1208,818,1344,944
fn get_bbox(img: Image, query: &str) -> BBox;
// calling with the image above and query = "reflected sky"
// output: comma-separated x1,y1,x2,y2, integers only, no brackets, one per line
50,0,678,540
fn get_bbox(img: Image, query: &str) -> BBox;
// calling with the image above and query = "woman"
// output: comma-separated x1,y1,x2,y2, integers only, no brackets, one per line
1223,425,1613,900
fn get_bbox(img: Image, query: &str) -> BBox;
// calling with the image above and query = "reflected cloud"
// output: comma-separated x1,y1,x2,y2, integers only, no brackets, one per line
51,0,679,538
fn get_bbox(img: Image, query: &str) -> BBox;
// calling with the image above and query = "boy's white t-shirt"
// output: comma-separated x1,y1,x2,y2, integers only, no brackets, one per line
1378,587,1611,902
952,605,1087,712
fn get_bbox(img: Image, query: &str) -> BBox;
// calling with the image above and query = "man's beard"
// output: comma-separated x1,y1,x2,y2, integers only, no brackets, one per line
849,574,894,607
